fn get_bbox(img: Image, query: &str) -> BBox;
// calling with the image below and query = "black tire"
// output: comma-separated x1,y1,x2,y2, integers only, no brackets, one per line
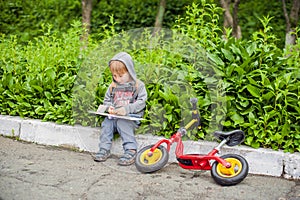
211,154,249,186
135,144,169,173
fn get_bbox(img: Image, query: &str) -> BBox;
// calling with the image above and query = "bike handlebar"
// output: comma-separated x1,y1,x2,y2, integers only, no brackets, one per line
180,98,201,133
190,98,198,110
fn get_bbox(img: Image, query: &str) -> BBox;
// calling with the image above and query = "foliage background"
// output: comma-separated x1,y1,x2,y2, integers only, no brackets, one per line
0,0,296,47
0,0,299,153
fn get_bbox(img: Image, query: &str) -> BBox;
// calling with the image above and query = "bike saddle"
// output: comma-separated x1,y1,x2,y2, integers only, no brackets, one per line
213,130,245,146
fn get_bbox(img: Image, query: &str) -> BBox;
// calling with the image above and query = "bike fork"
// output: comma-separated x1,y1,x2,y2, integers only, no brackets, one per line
147,132,181,156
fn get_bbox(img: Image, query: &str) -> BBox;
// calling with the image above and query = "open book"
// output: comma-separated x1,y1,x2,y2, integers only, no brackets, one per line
88,111,145,121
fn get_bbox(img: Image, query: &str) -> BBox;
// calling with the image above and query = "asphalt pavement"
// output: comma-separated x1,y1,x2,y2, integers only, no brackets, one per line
0,136,299,200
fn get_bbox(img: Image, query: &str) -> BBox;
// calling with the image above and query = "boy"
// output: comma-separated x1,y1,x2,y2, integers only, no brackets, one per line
94,52,147,166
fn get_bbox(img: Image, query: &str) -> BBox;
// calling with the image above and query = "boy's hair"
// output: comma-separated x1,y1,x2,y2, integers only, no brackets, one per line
109,60,139,94
109,60,128,75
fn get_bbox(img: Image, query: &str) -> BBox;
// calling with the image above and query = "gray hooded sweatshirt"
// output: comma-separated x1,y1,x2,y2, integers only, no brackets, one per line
102,52,147,117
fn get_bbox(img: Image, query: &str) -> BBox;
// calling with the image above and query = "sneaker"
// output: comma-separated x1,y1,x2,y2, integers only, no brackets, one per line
94,148,111,162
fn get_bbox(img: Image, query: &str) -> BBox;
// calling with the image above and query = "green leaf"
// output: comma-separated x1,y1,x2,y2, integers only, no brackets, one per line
207,52,224,67
248,112,256,124
234,66,245,76
44,91,52,99
32,85,43,93
221,48,234,62
230,113,244,125
163,121,168,130
239,100,249,108
45,67,56,80
246,84,261,97
61,93,69,102
251,142,260,149
230,44,242,56
247,76,259,86
35,106,45,115
262,91,274,101
246,42,257,56
222,120,231,126
163,114,172,123
225,64,236,76
282,123,290,135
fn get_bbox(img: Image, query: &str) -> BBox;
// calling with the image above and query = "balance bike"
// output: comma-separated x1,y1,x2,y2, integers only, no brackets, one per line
135,98,249,186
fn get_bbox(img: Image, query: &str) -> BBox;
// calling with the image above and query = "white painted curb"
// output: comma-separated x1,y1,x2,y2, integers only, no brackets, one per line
0,115,299,179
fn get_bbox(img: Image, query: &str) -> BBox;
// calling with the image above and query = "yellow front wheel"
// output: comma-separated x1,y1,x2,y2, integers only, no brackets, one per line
135,145,169,173
211,154,249,186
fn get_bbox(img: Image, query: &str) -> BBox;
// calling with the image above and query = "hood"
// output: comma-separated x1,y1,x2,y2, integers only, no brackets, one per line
109,52,137,82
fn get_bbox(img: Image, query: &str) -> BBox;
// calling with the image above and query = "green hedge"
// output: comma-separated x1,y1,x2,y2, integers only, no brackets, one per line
0,22,87,124
0,2,299,153
0,0,81,43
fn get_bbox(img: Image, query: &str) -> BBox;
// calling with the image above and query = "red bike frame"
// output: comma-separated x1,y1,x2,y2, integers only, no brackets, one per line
148,119,232,170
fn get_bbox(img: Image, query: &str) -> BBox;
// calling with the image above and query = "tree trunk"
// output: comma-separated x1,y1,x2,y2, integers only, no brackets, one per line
153,0,166,35
232,0,241,39
282,0,300,47
81,0,92,45
220,0,242,39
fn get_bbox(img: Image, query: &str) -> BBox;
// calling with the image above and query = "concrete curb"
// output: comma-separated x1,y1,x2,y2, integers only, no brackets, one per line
0,115,299,180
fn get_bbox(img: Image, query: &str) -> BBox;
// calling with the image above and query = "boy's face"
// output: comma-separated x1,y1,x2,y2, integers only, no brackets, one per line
112,72,131,84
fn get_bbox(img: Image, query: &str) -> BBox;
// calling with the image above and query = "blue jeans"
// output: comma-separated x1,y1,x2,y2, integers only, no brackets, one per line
98,117,138,152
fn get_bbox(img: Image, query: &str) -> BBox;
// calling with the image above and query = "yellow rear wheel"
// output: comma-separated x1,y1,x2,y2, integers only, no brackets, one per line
211,154,249,186
216,158,243,177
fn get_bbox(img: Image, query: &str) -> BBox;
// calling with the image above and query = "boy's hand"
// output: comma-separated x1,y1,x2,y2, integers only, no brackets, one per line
97,105,107,113
108,106,115,114
114,107,126,116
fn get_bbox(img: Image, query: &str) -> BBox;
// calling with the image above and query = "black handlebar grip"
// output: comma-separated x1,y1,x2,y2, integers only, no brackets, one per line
190,98,198,110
